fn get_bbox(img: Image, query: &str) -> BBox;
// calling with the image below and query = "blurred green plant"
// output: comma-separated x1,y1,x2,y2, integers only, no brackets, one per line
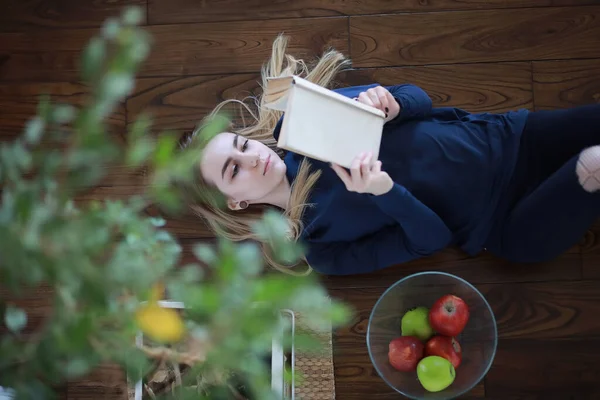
0,7,350,400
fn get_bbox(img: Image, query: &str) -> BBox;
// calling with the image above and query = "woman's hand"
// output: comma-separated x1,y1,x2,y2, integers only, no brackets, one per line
331,152,393,196
355,86,401,122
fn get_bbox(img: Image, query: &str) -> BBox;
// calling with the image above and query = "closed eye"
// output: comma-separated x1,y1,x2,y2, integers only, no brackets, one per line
231,139,249,179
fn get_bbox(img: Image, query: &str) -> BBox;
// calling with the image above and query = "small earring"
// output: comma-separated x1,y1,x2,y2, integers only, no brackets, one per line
239,201,248,209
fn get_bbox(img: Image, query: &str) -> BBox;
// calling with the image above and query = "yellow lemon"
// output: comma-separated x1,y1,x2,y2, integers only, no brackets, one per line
136,303,185,343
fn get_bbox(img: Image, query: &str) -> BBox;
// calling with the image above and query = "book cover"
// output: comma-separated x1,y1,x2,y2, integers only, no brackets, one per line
264,76,385,168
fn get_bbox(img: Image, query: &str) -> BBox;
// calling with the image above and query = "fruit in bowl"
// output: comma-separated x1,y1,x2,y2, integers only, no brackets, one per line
417,356,456,392
387,294,470,393
429,295,470,337
400,306,434,342
424,335,462,368
388,336,424,372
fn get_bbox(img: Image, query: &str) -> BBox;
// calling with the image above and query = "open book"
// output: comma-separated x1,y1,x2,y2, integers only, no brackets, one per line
263,75,386,168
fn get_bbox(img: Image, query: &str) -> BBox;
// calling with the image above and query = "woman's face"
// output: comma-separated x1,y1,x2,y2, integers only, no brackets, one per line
199,132,287,206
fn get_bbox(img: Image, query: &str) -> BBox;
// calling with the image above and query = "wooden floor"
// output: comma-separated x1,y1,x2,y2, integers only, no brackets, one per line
2,0,600,398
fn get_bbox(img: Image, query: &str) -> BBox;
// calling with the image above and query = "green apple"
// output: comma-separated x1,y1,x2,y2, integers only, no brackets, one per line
401,306,434,342
417,356,456,392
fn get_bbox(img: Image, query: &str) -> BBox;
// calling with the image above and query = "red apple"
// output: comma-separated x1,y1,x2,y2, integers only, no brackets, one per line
388,336,424,372
424,335,462,368
429,295,470,336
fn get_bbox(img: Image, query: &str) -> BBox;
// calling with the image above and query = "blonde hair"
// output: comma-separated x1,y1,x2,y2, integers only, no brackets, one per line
182,34,351,275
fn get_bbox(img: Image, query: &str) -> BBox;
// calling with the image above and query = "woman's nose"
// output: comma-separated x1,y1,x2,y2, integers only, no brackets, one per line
239,151,260,168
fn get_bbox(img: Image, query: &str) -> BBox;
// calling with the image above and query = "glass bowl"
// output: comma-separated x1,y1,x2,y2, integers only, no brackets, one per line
367,271,497,399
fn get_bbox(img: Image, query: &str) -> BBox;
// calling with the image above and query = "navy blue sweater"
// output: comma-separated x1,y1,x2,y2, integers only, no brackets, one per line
274,83,529,275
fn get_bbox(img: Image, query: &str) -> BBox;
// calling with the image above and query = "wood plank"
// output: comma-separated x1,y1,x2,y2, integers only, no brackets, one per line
0,284,55,336
481,280,600,340
128,63,533,137
127,74,261,132
350,7,600,67
0,18,348,81
485,337,600,398
581,221,600,279
332,350,486,399
148,0,599,24
67,363,127,400
322,249,581,289
329,279,600,348
144,204,214,239
341,62,533,113
1,0,146,32
533,59,600,110
330,280,600,397
0,81,125,139
143,18,348,77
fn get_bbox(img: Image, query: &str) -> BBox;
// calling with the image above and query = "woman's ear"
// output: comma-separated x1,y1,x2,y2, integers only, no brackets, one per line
227,199,248,211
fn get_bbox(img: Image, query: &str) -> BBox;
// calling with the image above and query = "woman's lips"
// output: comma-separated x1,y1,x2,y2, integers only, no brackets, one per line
263,155,271,175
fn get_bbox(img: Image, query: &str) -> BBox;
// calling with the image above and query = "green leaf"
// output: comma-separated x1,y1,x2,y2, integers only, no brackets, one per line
129,113,152,140
37,94,52,120
126,137,155,167
65,357,94,379
118,347,152,383
13,379,51,400
122,6,144,26
179,263,203,283
52,104,76,124
81,37,106,82
193,243,217,266
12,141,32,172
236,242,263,276
24,117,45,144
149,217,166,227
101,73,134,101
154,134,177,167
102,18,120,39
5,305,27,333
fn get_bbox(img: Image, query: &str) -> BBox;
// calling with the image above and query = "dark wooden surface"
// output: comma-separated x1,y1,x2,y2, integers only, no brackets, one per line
1,0,600,398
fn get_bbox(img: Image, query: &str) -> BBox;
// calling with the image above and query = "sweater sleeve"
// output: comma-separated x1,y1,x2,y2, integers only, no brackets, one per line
385,84,433,121
370,183,451,248
305,184,452,275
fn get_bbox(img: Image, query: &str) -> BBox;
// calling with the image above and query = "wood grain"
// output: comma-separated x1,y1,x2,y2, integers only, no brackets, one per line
1,0,146,32
341,62,533,113
533,59,600,110
148,0,600,24
322,249,581,290
485,338,600,398
127,74,262,132
143,18,348,77
144,204,215,239
0,284,55,336
67,363,127,400
581,221,600,279
350,7,600,67
0,18,348,81
332,351,485,399
481,280,600,339
329,279,600,348
0,81,125,139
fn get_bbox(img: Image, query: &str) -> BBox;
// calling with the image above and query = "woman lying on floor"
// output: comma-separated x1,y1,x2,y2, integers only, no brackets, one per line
182,34,600,276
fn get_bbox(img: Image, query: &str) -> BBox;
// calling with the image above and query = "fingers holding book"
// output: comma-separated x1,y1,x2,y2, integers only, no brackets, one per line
354,86,400,123
331,152,393,196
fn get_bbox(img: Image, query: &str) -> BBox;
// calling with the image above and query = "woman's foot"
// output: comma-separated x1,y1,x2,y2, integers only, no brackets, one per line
576,145,600,192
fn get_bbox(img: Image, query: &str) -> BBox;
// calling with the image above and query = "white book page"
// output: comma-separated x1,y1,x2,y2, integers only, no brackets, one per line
279,82,384,168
